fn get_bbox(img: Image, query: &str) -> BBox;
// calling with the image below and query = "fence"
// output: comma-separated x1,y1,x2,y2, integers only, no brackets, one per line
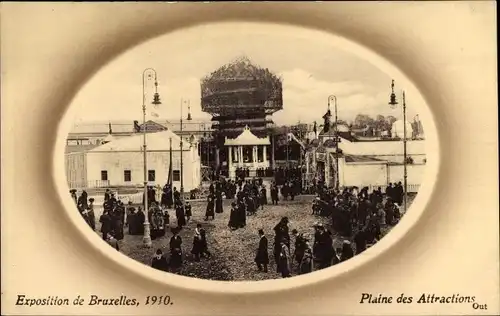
67,180,110,190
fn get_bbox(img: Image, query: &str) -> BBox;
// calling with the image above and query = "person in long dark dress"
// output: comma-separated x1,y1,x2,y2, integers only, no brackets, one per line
169,228,183,270
112,207,124,241
134,207,145,235
255,229,269,272
215,190,223,214
260,185,267,209
205,193,215,221
175,202,186,229
270,183,279,205
191,225,203,262
151,249,169,271
237,198,247,228
228,202,238,229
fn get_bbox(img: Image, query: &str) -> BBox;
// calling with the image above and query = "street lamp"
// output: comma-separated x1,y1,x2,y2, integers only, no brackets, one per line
328,95,340,190
142,68,161,248
388,79,408,212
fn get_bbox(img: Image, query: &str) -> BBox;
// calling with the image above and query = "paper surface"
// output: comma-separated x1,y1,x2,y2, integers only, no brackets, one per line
1,2,498,315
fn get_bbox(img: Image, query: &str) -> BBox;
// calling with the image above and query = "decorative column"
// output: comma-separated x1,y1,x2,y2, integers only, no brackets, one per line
263,145,267,163
239,146,243,164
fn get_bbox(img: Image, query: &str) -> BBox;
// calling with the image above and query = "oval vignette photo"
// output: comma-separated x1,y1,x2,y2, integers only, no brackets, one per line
63,22,430,282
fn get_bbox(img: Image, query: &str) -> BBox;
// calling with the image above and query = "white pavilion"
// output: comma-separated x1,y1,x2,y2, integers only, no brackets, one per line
224,125,271,178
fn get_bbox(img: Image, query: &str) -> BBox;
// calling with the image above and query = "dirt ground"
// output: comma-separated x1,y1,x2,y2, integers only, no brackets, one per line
90,194,415,281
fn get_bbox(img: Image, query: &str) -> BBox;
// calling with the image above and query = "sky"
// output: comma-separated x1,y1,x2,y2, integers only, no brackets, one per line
69,22,423,126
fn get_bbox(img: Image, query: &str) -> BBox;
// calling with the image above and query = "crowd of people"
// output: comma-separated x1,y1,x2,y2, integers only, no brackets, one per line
71,168,407,279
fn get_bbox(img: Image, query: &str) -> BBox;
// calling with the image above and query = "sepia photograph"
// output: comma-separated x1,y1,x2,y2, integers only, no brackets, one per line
64,22,428,282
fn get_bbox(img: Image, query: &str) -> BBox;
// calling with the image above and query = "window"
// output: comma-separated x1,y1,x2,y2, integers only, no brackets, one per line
124,170,131,182
101,170,108,181
173,170,180,181
148,170,156,182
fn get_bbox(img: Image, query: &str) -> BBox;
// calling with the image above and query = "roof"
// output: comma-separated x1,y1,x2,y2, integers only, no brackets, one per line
224,125,270,146
65,144,100,154
89,130,186,152
69,119,211,135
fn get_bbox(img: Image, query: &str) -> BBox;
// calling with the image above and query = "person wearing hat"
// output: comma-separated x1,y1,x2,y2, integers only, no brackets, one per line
151,248,168,272
104,189,111,203
255,229,269,273
169,228,183,270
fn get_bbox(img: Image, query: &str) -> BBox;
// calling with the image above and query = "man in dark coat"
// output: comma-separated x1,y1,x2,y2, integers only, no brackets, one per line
99,210,112,241
255,229,269,272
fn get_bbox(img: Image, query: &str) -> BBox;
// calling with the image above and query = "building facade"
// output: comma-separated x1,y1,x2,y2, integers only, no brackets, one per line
65,130,201,191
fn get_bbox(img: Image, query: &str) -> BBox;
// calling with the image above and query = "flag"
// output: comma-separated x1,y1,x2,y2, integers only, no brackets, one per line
108,122,112,134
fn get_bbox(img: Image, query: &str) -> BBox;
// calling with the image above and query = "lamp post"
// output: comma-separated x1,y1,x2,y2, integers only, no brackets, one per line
180,98,189,201
328,95,339,190
388,79,408,212
142,68,161,248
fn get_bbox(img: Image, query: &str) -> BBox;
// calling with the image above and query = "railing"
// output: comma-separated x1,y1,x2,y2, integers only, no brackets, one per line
67,180,110,190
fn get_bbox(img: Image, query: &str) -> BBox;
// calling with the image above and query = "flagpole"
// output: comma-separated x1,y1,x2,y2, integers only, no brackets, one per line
180,98,185,202
168,137,174,205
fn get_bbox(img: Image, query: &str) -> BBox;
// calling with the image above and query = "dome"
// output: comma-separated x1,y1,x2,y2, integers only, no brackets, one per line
391,120,414,139
202,56,280,82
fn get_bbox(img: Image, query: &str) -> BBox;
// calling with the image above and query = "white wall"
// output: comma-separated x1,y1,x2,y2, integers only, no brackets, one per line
85,148,201,191
340,162,388,187
337,158,426,192
387,163,425,185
